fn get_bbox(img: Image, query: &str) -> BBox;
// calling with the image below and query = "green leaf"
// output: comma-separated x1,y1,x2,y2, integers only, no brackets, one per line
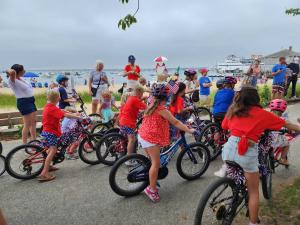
122,21,126,30
118,19,123,28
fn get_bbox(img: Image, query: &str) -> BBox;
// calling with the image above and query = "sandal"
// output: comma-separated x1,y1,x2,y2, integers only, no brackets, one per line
37,174,56,182
49,166,59,172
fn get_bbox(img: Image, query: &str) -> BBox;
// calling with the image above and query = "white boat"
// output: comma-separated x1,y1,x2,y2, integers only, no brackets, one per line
217,55,250,74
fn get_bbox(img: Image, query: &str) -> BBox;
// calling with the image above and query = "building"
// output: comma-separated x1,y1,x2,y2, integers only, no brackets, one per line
263,46,300,71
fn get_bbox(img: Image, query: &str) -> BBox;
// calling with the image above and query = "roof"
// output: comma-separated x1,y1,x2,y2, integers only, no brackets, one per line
264,47,300,59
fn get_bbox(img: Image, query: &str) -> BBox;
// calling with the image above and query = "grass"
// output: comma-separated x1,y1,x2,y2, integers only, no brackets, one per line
259,178,300,225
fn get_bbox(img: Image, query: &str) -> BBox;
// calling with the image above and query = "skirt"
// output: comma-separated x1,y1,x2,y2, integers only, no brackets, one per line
17,97,37,116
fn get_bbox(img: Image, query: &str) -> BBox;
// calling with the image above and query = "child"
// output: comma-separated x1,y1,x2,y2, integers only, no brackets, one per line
269,99,290,165
138,84,195,202
220,86,300,225
56,75,76,109
119,85,147,161
183,68,199,95
100,90,118,123
38,90,81,182
199,68,212,105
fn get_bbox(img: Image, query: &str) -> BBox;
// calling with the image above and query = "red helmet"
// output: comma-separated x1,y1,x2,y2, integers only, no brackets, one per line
269,99,287,112
199,68,209,74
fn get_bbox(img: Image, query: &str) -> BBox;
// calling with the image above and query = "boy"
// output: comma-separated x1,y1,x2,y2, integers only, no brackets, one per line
271,57,287,100
119,85,146,165
38,90,81,182
199,68,212,105
56,75,76,109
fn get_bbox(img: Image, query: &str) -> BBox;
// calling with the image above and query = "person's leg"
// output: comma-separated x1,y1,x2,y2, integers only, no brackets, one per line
0,210,8,225
251,76,257,87
91,99,98,114
22,114,31,144
29,111,37,141
285,77,292,96
291,77,297,97
244,172,260,224
40,146,57,177
127,134,136,154
146,146,161,190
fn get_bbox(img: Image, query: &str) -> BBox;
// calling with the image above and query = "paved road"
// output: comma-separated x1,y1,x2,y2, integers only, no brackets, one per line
1,104,300,225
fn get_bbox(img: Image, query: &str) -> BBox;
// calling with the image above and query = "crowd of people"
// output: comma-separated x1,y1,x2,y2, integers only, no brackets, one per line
4,54,300,225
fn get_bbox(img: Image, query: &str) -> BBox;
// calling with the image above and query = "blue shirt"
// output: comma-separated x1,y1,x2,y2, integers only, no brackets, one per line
213,88,235,115
272,64,286,85
199,76,211,95
58,87,70,109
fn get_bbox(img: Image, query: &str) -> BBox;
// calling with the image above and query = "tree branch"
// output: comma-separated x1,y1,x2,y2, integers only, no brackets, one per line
118,0,140,30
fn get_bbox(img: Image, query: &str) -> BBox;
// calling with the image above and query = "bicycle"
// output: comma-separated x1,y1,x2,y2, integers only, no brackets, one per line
194,131,274,225
5,119,102,180
109,131,210,197
0,142,5,176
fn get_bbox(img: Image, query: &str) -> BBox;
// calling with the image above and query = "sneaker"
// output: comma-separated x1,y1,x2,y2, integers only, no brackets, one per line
125,160,137,167
144,186,160,202
214,164,227,177
66,154,79,160
278,158,289,166
291,96,297,100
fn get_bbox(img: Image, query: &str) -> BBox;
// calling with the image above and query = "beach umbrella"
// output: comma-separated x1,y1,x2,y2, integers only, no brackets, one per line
24,72,39,78
154,56,168,62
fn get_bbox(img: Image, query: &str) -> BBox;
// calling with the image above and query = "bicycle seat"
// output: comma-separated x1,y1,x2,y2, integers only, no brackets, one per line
225,160,243,171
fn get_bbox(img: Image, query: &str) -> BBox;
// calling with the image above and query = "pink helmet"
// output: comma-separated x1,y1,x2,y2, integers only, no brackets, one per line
269,99,287,112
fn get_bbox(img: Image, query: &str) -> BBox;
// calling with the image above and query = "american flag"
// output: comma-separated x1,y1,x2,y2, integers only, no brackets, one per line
167,80,179,94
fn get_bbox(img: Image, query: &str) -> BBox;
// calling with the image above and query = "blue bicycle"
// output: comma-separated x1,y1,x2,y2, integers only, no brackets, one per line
109,132,210,197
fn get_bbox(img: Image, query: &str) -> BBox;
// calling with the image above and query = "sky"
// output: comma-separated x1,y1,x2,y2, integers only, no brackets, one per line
0,0,299,70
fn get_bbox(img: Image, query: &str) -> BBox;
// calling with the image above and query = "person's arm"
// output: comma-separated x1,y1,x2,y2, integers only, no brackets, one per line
284,120,300,133
88,77,92,96
102,75,109,85
159,109,195,134
221,116,229,130
6,69,16,83
271,66,282,76
64,112,81,120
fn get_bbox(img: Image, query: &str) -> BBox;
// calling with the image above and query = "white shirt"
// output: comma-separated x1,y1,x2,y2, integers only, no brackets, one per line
8,77,33,98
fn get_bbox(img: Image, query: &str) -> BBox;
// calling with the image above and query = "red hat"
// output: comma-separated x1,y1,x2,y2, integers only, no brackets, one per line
199,68,209,74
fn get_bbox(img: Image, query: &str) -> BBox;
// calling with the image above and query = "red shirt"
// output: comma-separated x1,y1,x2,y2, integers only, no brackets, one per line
222,106,285,155
139,105,170,147
119,96,146,128
42,103,65,137
124,64,140,81
169,96,184,115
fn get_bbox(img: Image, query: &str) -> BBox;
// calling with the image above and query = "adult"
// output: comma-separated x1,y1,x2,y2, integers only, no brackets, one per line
6,64,37,144
123,55,141,91
286,56,300,99
246,59,261,87
271,57,287,100
88,60,109,114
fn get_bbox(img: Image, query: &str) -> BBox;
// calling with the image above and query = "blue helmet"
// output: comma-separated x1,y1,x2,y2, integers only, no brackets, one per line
128,55,136,62
56,74,68,84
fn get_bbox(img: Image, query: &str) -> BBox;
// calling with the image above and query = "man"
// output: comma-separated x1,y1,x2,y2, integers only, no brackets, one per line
286,57,300,99
271,57,287,100
123,55,141,91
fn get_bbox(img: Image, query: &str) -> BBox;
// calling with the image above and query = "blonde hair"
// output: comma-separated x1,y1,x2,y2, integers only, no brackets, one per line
101,90,112,99
145,99,160,116
157,74,168,82
47,90,60,103
139,77,146,85
96,59,104,66
121,92,132,105
64,106,77,113
133,84,145,95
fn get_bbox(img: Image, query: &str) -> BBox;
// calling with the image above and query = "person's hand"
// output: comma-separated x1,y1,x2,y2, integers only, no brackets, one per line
188,106,194,110
6,69,16,77
297,118,300,123
189,128,196,134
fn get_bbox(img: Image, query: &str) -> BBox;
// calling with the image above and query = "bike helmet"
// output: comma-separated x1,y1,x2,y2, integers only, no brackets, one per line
269,99,287,112
224,76,237,84
184,68,197,76
199,68,209,74
151,84,169,99
56,74,69,84
216,79,225,89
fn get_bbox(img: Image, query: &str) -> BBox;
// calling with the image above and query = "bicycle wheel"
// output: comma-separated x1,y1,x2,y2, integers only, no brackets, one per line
78,134,103,165
88,113,102,123
176,142,210,180
91,122,110,134
5,144,45,180
25,140,42,155
0,142,2,155
261,152,273,200
0,155,5,176
194,177,238,225
109,154,150,197
199,123,224,161
194,106,212,121
96,133,127,166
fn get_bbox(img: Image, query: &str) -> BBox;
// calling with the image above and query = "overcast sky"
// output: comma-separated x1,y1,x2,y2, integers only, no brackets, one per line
0,0,299,70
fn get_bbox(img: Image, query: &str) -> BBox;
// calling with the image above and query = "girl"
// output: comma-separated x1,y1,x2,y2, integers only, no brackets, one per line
138,84,195,202
221,86,300,225
100,90,118,123
184,68,199,95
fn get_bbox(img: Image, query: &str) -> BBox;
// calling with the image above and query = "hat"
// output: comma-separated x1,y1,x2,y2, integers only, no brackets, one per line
128,55,136,61
199,68,209,74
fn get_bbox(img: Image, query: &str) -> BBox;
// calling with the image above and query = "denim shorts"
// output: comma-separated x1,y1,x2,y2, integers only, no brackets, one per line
120,126,135,135
17,97,37,116
222,136,259,173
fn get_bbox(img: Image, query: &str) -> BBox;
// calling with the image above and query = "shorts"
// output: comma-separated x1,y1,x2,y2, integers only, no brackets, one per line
120,126,135,135
272,83,285,94
138,135,157,149
271,133,289,149
41,131,59,147
222,136,259,173
17,97,37,116
92,84,108,101
127,80,138,90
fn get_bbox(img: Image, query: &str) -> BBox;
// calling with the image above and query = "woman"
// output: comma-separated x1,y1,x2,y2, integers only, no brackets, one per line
6,64,37,144
88,60,109,114
123,55,141,91
246,59,261,87
221,86,300,225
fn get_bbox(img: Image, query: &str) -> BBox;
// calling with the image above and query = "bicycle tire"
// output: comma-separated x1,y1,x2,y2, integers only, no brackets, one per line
194,106,212,121
198,122,223,161
176,142,210,180
0,142,2,155
26,140,42,155
90,122,110,134
109,154,150,197
0,155,5,176
78,134,103,165
5,144,45,180
96,132,127,166
194,177,238,225
261,152,273,200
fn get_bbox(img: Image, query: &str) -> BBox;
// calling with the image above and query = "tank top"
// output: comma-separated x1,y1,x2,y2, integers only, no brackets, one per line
139,105,170,147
